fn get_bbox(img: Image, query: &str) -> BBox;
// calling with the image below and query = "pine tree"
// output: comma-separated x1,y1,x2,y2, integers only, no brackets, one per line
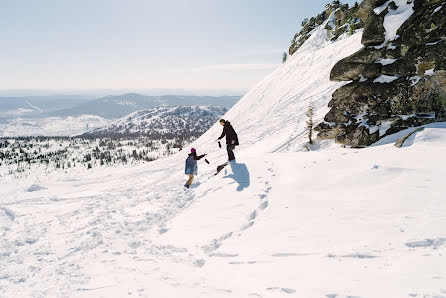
306,102,315,145
282,52,288,63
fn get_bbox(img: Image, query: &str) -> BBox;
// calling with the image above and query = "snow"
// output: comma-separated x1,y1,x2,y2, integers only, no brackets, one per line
387,43,397,50
3,108,34,116
382,0,415,41
26,100,42,113
2,122,446,297
432,4,443,15
374,1,391,15
410,75,422,86
376,58,398,65
0,115,112,137
424,68,435,76
369,120,393,136
427,40,442,46
1,19,446,298
373,74,400,83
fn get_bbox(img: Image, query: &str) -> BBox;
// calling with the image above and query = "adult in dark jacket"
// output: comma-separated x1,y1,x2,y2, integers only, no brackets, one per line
184,148,206,188
216,119,239,161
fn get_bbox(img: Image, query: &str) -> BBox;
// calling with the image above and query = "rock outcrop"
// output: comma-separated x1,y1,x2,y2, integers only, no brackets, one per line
289,1,362,56
317,0,446,147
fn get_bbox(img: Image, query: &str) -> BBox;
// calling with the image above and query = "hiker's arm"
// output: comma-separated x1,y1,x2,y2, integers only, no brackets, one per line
194,154,206,160
218,129,226,140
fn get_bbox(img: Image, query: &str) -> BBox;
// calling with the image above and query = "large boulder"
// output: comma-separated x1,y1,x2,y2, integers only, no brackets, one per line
331,61,381,81
324,107,352,123
331,47,386,81
337,125,380,148
344,47,386,64
361,8,387,46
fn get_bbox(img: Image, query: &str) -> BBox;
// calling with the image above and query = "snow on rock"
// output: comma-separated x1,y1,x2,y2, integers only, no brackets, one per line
424,68,435,76
432,4,443,15
376,57,398,65
382,0,415,41
373,74,400,83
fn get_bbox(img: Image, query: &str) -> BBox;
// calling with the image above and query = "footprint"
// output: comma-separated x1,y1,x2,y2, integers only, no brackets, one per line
327,253,377,259
405,238,445,248
241,221,254,231
266,287,296,294
193,259,205,267
202,232,233,253
249,210,257,220
272,253,306,257
281,288,296,294
209,253,238,257
259,201,268,210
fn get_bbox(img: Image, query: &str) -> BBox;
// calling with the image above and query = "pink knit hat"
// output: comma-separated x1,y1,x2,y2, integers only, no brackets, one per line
191,148,196,153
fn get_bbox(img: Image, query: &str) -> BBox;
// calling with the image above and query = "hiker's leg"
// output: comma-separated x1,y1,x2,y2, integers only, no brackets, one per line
227,145,235,161
187,174,194,186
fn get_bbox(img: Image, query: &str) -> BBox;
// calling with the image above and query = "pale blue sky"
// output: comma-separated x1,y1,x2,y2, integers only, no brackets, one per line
0,0,357,93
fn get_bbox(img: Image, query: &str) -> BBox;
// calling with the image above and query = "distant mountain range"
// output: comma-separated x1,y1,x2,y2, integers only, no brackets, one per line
0,93,241,121
0,95,93,121
82,105,227,140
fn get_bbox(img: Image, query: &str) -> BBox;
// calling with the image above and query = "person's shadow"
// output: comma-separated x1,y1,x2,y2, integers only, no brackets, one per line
223,162,250,191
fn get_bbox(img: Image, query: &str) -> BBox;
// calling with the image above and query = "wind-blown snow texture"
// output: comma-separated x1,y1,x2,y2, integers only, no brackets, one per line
1,23,446,298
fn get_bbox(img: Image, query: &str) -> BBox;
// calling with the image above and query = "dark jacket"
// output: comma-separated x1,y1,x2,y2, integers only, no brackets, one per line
218,121,239,146
185,152,205,175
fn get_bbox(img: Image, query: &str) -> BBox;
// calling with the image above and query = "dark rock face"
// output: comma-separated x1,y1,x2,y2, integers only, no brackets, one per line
317,0,446,147
355,0,388,22
361,8,387,46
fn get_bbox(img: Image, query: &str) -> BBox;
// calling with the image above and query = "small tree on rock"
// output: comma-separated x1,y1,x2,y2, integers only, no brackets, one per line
306,102,315,145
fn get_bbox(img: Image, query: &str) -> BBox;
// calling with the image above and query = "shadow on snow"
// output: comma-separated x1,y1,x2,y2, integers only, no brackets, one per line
223,162,250,192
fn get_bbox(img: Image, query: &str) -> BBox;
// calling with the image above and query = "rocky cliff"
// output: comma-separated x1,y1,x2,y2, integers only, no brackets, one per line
289,1,362,56
316,0,446,147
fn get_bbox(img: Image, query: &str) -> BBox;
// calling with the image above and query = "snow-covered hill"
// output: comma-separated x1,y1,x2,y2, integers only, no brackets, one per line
53,94,240,119
83,105,227,139
1,11,446,298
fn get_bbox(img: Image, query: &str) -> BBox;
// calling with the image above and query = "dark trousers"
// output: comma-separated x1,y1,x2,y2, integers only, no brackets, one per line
227,145,235,161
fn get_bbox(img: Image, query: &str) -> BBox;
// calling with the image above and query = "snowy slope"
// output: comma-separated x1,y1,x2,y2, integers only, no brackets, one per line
2,19,446,298
191,21,364,154
2,123,445,298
